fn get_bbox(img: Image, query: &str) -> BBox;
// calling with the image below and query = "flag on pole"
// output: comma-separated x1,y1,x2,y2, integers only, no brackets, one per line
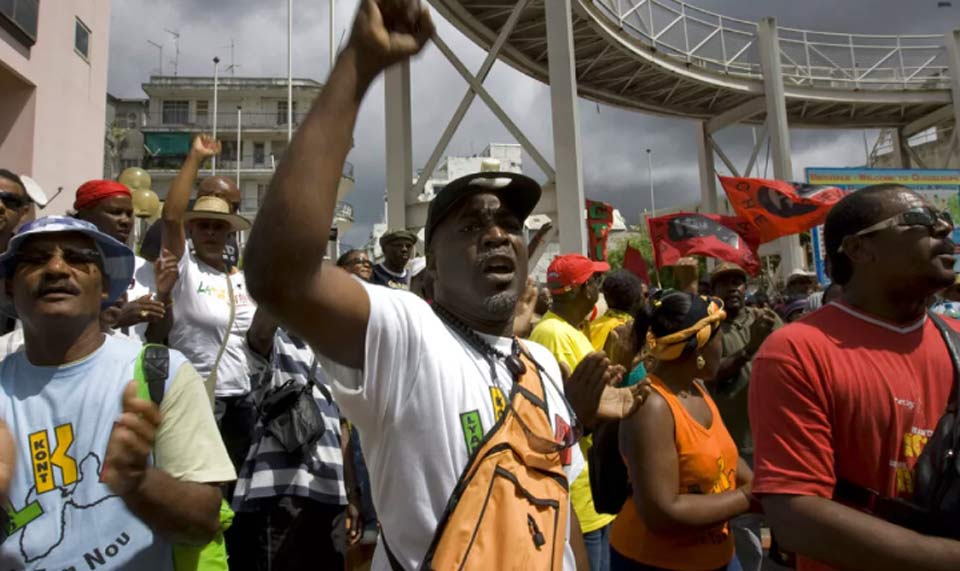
623,245,651,285
647,212,761,275
719,176,845,243
586,199,615,261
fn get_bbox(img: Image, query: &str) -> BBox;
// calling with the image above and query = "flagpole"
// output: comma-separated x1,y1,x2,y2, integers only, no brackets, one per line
646,148,656,218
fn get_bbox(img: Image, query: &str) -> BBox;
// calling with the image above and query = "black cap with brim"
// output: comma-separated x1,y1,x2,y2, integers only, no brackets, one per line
425,172,541,245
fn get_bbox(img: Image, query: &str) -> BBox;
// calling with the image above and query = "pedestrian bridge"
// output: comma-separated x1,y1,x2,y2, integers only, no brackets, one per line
430,0,956,127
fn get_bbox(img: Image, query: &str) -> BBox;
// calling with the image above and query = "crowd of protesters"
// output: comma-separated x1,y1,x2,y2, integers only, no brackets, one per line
1,2,960,571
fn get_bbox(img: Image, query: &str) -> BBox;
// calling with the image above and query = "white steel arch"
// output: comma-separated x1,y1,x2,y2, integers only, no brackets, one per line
387,0,960,272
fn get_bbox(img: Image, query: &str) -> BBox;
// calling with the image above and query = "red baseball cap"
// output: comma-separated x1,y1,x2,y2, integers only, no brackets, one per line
547,254,610,295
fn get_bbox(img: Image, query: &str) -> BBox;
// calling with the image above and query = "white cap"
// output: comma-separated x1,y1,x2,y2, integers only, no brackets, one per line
19,175,48,207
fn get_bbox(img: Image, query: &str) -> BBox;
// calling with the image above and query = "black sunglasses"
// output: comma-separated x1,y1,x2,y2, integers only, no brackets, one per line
14,246,103,269
0,192,28,211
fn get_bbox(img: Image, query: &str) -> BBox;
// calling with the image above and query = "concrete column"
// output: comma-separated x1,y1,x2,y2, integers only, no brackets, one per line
946,30,960,164
545,0,588,255
696,121,718,214
893,128,912,169
384,60,412,231
757,16,805,274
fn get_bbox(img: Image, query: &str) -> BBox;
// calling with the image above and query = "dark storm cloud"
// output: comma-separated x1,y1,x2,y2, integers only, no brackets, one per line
108,0,956,246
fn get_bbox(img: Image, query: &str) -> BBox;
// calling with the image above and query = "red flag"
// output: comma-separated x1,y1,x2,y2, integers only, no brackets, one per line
623,245,651,285
719,176,845,243
586,199,614,261
647,212,761,275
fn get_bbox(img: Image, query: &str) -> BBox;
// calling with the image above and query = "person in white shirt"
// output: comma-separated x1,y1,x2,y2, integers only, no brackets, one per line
159,137,268,467
244,4,642,569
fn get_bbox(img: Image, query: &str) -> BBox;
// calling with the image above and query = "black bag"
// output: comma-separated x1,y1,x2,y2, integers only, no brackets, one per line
910,313,960,536
259,360,330,455
836,312,960,538
588,420,631,515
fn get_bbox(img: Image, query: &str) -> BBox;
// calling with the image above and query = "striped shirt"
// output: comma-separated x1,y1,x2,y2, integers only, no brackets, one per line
233,330,347,510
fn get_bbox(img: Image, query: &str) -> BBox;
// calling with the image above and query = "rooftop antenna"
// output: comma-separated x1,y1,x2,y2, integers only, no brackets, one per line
164,28,181,76
223,39,240,76
147,40,163,75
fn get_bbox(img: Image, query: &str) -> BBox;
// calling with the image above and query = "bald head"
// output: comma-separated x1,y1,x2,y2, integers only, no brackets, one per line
198,177,241,212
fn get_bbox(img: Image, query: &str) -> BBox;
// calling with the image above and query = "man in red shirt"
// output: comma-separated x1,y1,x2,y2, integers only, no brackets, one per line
749,184,960,571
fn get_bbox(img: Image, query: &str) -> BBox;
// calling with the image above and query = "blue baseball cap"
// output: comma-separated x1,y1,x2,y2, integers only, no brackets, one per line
0,216,135,308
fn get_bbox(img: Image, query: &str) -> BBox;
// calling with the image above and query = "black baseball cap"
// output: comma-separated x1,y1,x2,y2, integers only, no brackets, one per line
425,171,541,245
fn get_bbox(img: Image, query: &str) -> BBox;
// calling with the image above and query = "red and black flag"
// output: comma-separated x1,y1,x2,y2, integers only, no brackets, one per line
623,244,651,285
719,176,845,243
647,212,761,275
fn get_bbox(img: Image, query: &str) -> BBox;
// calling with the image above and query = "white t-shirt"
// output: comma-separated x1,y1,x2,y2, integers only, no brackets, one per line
125,256,157,340
169,247,262,397
320,282,585,571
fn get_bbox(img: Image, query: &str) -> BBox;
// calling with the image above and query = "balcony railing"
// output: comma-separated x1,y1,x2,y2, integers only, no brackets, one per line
335,201,354,222
144,111,311,130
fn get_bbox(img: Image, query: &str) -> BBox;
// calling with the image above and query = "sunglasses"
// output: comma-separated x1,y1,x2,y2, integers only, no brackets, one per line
839,207,953,253
15,246,103,269
346,258,373,267
0,192,28,211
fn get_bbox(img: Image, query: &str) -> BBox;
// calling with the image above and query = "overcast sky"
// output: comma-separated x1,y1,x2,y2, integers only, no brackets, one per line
106,0,958,248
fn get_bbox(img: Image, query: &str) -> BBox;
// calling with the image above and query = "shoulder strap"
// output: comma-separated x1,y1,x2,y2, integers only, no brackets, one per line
928,312,960,414
208,272,237,384
135,343,170,405
381,534,406,571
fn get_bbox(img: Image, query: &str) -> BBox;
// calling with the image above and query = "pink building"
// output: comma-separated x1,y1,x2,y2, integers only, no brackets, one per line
0,0,111,215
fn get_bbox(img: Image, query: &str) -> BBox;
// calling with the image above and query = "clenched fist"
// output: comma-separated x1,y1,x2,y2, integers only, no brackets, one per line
103,382,162,497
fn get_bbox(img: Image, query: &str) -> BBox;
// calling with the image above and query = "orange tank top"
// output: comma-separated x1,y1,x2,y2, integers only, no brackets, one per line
610,376,739,571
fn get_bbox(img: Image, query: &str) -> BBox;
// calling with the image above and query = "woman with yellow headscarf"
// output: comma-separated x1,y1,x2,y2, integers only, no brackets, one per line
610,291,755,571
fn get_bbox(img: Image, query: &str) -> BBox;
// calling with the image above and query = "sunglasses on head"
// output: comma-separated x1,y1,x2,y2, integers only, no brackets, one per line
0,192,28,211
14,246,103,269
839,207,953,253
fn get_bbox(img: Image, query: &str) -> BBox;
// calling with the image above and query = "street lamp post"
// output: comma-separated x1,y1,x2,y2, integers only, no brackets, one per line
287,0,294,142
236,106,242,186
646,148,656,218
212,57,220,174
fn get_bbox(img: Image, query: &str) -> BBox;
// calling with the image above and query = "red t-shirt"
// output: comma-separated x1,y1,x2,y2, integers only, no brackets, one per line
749,302,956,571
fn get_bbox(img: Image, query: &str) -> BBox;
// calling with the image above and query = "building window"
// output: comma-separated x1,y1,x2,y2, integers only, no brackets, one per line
162,101,189,125
277,101,298,125
196,100,209,126
221,141,243,162
0,0,39,46
253,143,265,166
271,140,288,162
74,18,91,60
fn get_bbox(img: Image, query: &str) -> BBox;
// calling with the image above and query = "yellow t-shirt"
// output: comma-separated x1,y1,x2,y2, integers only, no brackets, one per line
530,311,617,534
586,309,632,352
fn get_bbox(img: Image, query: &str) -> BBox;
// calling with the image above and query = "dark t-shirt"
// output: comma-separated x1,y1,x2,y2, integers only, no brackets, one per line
370,263,410,290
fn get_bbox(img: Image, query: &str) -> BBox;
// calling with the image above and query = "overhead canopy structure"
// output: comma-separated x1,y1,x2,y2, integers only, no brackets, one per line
430,0,954,127
401,0,960,273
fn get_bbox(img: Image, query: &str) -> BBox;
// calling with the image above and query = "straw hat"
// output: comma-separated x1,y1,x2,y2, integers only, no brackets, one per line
184,196,251,232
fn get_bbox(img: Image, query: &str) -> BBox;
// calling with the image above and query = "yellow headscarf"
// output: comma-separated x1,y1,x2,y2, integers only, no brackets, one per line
645,295,726,362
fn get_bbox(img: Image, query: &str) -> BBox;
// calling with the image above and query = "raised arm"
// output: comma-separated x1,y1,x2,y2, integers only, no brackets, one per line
620,393,749,532
245,0,433,368
161,135,220,260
